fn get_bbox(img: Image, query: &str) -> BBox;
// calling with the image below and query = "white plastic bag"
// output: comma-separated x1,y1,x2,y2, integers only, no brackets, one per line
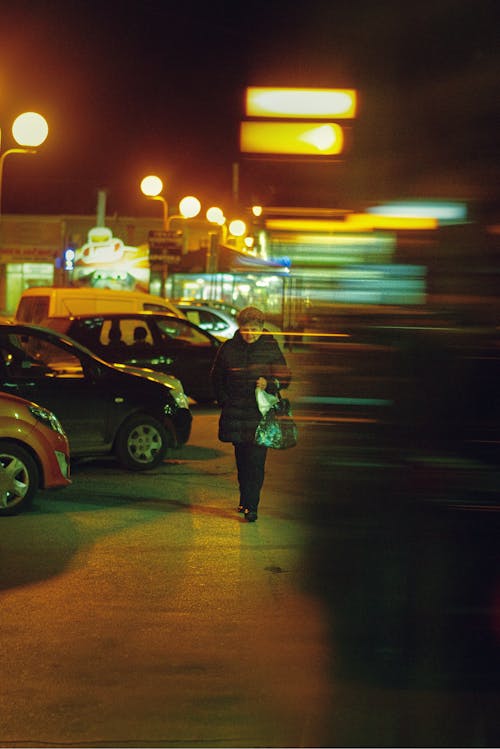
255,387,279,416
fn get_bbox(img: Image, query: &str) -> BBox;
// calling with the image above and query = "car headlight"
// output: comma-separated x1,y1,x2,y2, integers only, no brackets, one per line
28,404,66,436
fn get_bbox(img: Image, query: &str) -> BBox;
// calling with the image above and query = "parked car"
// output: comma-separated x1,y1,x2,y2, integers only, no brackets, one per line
0,391,71,516
51,312,221,403
177,303,238,340
0,323,192,471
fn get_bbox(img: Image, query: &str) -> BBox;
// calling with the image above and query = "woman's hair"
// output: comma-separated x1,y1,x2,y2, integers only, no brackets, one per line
237,306,265,327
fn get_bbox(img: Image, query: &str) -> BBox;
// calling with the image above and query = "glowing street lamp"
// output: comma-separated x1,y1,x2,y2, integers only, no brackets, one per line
228,219,246,238
205,208,248,272
206,206,225,226
140,177,202,230
11,112,49,147
140,175,204,296
140,174,163,197
178,195,201,220
207,208,247,244
140,174,168,229
0,111,49,215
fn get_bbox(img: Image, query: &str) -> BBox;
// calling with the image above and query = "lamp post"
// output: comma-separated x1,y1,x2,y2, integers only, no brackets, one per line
140,175,170,296
206,209,249,277
0,111,49,216
141,176,202,298
206,206,226,275
206,208,247,248
140,175,168,229
169,196,201,253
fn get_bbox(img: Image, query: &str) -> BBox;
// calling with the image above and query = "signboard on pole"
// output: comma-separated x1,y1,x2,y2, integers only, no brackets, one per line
148,230,182,267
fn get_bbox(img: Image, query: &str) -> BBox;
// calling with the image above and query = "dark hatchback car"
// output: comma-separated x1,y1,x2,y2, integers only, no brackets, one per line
0,323,192,471
54,312,221,403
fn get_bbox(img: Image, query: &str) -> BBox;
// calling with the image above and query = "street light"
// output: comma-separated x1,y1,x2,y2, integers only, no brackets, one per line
228,219,246,238
206,206,225,226
140,177,201,230
140,174,168,229
0,111,49,215
140,175,203,297
205,209,249,274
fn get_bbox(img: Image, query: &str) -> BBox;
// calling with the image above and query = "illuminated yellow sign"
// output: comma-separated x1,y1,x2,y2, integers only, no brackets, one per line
246,87,357,119
240,122,344,156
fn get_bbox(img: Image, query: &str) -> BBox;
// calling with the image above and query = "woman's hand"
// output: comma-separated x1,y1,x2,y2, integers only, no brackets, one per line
256,376,267,390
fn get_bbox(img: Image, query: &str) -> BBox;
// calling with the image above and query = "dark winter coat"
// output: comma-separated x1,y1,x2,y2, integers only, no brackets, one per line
210,329,291,444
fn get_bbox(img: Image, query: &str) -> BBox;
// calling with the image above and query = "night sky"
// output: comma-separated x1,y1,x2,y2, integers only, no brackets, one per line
1,0,498,217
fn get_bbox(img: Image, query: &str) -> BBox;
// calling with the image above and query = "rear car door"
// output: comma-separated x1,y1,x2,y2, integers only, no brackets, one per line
150,316,219,401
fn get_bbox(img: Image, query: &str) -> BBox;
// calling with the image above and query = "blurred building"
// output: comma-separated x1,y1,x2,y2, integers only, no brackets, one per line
1,200,499,331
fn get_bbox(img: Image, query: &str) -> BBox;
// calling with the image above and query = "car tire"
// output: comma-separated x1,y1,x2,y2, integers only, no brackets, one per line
0,441,39,516
114,414,170,471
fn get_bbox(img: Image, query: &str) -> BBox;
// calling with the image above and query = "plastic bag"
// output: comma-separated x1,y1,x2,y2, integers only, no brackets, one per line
255,387,279,416
255,393,298,449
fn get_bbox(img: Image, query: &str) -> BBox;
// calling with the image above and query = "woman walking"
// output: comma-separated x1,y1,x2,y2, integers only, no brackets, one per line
210,306,291,522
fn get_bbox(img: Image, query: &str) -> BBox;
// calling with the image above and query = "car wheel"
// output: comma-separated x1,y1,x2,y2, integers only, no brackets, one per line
115,414,170,471
0,441,39,516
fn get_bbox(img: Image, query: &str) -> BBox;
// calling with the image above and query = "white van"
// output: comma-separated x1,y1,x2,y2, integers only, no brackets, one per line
15,287,184,327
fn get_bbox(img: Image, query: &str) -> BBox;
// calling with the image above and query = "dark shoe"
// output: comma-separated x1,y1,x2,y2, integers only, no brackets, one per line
237,505,245,513
245,510,258,522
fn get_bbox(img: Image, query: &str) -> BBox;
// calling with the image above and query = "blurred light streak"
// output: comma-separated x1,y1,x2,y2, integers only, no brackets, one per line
266,218,358,232
240,122,343,155
298,396,392,407
297,415,379,424
264,331,349,339
245,87,357,118
348,213,438,230
264,215,437,231
367,200,468,224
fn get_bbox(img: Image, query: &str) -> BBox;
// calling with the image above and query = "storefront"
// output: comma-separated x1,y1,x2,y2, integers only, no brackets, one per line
0,217,61,315
166,243,292,325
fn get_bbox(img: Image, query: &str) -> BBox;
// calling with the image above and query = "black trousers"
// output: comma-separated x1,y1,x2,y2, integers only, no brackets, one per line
233,443,268,513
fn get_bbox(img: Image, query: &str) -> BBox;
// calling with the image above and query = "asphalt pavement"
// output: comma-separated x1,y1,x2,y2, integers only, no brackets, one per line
1,365,500,747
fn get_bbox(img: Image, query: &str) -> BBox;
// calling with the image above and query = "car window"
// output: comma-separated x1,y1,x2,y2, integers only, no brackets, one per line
104,319,155,347
183,309,218,332
156,317,211,346
144,303,171,312
184,310,202,327
16,296,50,323
70,318,103,350
2,333,84,378
204,312,231,333
182,307,233,335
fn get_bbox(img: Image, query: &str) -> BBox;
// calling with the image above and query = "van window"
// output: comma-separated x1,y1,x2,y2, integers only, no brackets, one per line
16,296,50,324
